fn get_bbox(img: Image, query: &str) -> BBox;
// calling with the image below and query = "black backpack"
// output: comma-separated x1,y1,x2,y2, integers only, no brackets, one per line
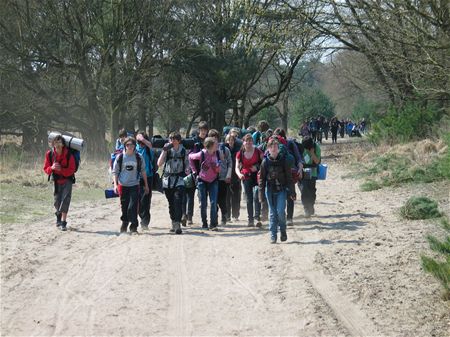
116,152,143,180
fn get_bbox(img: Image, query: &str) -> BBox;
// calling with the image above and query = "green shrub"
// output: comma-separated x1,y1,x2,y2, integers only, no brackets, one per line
369,102,442,144
360,180,381,191
400,196,441,220
421,218,450,297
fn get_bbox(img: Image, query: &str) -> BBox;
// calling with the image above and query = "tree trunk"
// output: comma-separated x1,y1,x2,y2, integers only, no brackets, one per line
281,91,289,132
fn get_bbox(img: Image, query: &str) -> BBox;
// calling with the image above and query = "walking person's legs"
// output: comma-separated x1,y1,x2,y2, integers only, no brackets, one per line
217,180,228,225
197,181,209,228
139,177,152,229
209,180,219,229
242,179,255,226
231,181,242,220
54,181,72,231
265,189,278,243
127,185,139,232
277,190,288,241
120,186,131,232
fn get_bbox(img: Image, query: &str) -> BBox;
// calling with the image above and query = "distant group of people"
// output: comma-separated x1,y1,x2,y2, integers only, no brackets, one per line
300,116,367,144
44,120,323,244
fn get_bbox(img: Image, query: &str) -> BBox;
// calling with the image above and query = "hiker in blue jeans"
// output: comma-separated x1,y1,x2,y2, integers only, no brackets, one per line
258,137,296,244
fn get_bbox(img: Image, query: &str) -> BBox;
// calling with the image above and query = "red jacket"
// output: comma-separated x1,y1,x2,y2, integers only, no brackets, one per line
43,147,76,184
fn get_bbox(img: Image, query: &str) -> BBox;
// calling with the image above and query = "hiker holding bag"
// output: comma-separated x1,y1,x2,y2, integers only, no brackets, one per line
113,137,149,234
43,135,76,231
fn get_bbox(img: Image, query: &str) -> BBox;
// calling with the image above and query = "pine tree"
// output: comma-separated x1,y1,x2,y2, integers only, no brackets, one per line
421,218,450,299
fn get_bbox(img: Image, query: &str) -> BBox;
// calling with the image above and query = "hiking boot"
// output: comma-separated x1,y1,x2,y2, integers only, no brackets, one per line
60,221,67,232
280,231,287,242
287,218,294,226
55,212,62,227
181,215,187,227
174,222,182,235
120,222,128,233
270,236,277,244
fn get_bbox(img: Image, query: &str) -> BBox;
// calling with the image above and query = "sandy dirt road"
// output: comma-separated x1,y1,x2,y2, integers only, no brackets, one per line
1,139,449,336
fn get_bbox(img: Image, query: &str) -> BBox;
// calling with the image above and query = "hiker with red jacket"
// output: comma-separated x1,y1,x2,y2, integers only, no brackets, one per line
43,135,76,231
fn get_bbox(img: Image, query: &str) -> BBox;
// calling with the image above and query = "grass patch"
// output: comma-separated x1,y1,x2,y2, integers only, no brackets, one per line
400,196,442,220
353,135,449,190
360,180,382,191
421,217,450,298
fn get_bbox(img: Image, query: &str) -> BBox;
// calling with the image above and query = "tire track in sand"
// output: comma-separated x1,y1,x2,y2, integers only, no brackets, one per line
167,235,193,336
286,224,381,336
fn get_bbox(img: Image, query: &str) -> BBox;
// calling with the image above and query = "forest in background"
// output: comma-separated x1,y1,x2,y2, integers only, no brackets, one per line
0,0,448,157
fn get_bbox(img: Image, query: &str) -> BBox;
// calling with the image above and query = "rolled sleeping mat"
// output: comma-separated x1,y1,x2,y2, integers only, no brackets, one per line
48,131,85,151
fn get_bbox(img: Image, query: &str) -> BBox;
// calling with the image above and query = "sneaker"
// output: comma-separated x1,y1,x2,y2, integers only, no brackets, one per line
287,219,294,226
270,237,277,244
60,221,67,232
280,231,287,242
255,221,262,228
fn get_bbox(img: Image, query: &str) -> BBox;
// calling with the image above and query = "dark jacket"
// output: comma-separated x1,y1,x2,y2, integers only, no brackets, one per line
258,153,296,201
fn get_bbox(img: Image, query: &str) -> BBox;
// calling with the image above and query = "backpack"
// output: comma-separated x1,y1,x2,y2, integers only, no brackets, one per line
258,155,287,191
116,152,143,180
47,148,80,183
110,149,123,170
163,148,186,177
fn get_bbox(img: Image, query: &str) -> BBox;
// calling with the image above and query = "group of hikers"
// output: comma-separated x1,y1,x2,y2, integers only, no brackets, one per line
300,116,367,144
44,120,322,244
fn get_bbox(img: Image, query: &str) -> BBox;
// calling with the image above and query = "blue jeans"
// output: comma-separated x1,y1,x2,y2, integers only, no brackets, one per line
197,179,219,227
265,187,287,239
